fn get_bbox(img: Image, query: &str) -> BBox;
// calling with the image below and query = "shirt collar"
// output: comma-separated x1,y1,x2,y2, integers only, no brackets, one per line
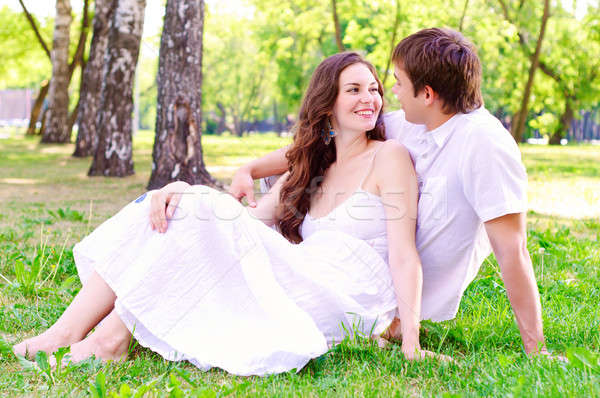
424,113,461,148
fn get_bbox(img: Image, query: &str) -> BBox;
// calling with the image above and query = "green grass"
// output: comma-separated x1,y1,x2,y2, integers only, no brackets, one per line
0,129,599,396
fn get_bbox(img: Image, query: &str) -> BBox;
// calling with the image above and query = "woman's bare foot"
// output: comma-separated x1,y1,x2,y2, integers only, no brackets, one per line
66,331,130,364
62,309,132,364
13,327,80,360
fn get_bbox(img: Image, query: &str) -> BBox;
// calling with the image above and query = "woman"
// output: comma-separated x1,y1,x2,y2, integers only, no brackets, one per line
14,53,431,375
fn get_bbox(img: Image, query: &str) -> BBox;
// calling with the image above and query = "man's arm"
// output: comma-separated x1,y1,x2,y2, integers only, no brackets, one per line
229,146,289,206
484,212,547,355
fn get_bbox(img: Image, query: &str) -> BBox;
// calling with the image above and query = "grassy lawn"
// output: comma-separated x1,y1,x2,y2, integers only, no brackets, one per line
0,129,599,396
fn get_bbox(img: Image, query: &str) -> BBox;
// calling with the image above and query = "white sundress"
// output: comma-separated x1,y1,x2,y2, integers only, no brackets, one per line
73,155,398,376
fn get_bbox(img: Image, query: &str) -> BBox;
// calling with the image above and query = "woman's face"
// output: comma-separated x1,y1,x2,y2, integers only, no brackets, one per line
331,63,382,135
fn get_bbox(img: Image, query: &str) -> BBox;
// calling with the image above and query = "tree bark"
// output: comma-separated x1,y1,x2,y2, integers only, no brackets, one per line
41,0,72,143
74,0,113,157
510,0,550,143
147,0,217,189
331,0,345,52
549,97,574,145
89,0,146,177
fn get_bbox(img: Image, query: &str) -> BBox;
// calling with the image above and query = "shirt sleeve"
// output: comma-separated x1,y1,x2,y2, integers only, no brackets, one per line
460,124,528,222
383,110,406,141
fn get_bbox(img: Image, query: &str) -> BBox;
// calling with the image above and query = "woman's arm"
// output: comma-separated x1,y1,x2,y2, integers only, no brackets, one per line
375,141,423,359
247,171,290,227
229,146,289,206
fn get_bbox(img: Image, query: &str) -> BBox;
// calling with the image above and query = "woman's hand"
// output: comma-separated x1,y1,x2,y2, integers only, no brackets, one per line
149,181,191,233
229,167,257,207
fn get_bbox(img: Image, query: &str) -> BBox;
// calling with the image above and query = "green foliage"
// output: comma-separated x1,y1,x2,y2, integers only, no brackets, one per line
47,206,85,222
0,6,52,89
203,8,275,135
5,1,598,139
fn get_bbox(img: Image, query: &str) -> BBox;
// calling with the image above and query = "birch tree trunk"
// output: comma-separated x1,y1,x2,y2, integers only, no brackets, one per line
41,0,72,143
88,0,145,177
147,0,217,189
73,0,113,157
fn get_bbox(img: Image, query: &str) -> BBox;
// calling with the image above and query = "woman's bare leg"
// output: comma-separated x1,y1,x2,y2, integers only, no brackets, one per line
68,308,132,363
13,271,116,358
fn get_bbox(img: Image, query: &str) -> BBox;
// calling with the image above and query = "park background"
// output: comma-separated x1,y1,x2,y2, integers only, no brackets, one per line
0,0,599,396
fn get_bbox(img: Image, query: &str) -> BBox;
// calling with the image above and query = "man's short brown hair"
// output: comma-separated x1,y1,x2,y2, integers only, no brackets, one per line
392,28,483,114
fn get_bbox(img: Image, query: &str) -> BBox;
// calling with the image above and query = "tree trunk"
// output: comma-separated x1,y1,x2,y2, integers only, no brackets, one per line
458,0,469,32
331,0,345,52
22,0,88,136
216,102,227,135
19,0,52,136
510,0,550,143
232,111,244,137
41,0,72,143
147,0,217,189
26,81,49,135
89,0,145,177
74,0,113,157
549,97,574,145
272,100,283,134
67,96,80,134
382,0,401,87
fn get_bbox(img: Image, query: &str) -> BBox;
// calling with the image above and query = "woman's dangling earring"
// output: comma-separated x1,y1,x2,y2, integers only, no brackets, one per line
321,120,336,145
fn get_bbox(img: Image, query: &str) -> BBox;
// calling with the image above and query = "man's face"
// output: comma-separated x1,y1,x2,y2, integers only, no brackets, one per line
392,65,427,124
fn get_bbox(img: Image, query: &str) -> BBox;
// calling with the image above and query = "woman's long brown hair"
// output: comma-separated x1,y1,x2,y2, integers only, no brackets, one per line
277,52,386,243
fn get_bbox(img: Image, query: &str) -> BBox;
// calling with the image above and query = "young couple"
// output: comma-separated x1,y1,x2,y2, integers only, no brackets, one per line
14,28,555,376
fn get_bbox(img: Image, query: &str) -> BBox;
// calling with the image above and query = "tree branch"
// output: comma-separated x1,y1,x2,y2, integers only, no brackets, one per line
18,0,51,60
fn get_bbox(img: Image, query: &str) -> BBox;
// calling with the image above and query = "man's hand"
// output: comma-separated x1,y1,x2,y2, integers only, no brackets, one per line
403,346,454,362
529,347,568,362
400,335,454,362
229,167,257,207
149,181,190,233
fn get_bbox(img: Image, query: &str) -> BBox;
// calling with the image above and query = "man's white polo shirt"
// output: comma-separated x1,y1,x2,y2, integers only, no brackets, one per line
384,107,528,322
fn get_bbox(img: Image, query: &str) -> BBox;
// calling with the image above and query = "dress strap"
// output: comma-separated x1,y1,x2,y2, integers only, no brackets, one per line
359,143,385,189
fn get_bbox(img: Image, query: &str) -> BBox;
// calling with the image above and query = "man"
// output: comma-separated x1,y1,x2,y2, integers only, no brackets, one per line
228,28,557,358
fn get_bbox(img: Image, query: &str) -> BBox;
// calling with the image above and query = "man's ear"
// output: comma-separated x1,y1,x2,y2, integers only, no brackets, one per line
422,85,437,106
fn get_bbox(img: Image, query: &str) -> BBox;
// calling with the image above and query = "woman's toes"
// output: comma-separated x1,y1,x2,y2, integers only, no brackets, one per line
12,328,76,360
12,341,28,358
